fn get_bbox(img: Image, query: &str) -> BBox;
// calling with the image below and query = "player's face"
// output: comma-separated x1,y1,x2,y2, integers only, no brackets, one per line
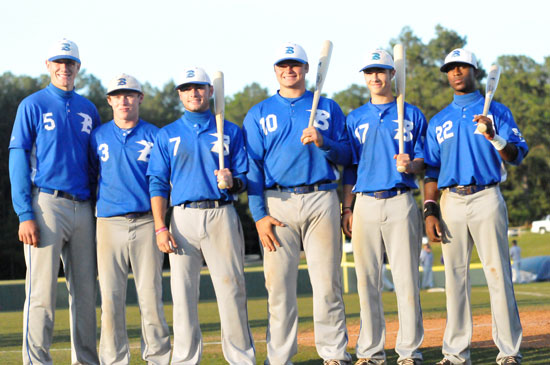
363,68,394,97
446,63,476,95
46,59,80,91
178,84,213,112
274,60,309,91
107,91,143,122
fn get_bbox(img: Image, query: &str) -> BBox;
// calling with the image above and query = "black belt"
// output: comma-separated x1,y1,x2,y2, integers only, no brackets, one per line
35,187,86,201
363,187,410,200
269,182,337,194
120,211,151,219
183,200,232,209
448,183,497,196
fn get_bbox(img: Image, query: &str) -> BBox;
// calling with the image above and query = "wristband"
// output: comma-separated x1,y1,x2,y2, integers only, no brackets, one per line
490,135,507,151
423,201,440,220
155,227,168,235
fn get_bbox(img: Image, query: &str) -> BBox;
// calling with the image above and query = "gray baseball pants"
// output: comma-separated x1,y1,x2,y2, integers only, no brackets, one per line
440,186,522,364
23,191,98,365
352,191,424,363
169,204,255,365
96,214,171,364
263,189,351,364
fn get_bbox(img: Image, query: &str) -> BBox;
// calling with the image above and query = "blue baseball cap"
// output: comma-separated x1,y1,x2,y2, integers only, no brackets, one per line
360,49,394,72
47,38,81,64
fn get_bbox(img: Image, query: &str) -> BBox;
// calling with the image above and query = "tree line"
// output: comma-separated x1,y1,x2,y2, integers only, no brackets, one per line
1,26,548,279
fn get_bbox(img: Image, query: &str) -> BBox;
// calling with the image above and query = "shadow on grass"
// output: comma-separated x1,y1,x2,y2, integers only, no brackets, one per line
292,346,550,364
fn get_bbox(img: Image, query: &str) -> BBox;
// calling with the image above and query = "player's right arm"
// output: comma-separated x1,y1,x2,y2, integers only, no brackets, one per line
148,130,177,253
424,178,441,242
9,100,40,247
341,165,357,238
9,149,40,247
243,108,285,252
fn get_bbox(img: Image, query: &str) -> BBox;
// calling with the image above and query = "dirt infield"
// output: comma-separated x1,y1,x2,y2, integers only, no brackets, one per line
298,308,550,349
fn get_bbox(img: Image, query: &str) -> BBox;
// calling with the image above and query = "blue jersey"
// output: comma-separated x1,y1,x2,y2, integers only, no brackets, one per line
9,84,100,200
243,90,351,221
344,101,427,192
147,110,248,206
90,119,159,217
424,91,528,189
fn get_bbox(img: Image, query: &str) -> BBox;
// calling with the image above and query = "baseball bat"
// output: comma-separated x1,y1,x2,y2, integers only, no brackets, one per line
393,44,406,173
477,64,501,133
213,71,227,189
308,40,333,127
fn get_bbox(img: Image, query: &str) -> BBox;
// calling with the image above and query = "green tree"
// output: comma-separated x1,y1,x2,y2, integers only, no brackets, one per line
225,83,269,126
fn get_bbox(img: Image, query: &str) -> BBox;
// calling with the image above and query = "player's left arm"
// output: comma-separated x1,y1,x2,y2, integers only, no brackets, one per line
395,106,428,174
215,122,248,194
474,105,528,164
301,100,351,166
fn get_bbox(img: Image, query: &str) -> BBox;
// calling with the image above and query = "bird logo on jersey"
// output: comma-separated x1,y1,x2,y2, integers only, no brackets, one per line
78,113,93,134
210,133,229,156
393,119,414,142
307,109,330,131
136,140,154,162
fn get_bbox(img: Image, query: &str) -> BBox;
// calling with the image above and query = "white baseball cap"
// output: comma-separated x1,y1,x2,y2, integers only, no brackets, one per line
274,42,308,65
175,67,212,90
107,73,142,95
360,49,394,72
440,48,478,72
47,38,80,64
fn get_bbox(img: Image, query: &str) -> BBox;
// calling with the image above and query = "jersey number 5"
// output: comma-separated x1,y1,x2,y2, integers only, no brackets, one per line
43,113,56,131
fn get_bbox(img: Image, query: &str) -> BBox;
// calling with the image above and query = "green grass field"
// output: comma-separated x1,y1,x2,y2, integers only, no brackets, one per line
1,281,549,364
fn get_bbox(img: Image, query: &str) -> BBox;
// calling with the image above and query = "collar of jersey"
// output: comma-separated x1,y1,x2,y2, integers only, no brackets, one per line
368,100,395,114
47,83,75,100
275,90,311,104
112,119,141,137
452,90,482,107
182,110,212,133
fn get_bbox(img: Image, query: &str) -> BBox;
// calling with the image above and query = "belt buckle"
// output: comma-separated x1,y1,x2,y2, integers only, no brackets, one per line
293,186,309,194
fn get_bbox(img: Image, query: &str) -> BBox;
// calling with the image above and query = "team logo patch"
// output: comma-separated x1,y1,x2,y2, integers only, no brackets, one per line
186,70,195,78
210,133,230,156
61,42,71,51
452,50,461,57
136,140,154,162
393,119,414,142
372,53,381,60
78,113,93,134
285,47,295,54
117,78,127,86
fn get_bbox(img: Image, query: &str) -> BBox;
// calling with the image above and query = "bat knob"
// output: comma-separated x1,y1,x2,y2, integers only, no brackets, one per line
218,181,228,190
397,165,406,173
477,123,487,133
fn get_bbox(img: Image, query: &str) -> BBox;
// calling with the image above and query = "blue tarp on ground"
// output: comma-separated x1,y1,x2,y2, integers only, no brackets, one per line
518,256,550,282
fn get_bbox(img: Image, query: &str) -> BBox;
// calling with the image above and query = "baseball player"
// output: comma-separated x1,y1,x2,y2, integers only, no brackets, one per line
419,242,434,289
243,42,352,365
147,67,255,364
424,49,528,365
90,74,171,364
341,49,426,365
8,38,100,364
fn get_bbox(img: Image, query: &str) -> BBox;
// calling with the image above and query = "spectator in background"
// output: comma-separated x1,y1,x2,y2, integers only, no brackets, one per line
510,240,522,284
420,241,434,289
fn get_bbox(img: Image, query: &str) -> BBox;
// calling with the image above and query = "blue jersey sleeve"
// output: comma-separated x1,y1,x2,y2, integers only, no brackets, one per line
147,131,172,199
229,123,248,190
318,101,351,166
9,148,34,222
343,165,357,186
492,103,528,165
243,108,268,222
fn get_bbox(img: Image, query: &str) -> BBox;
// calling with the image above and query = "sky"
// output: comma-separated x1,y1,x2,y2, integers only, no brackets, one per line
1,0,548,98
